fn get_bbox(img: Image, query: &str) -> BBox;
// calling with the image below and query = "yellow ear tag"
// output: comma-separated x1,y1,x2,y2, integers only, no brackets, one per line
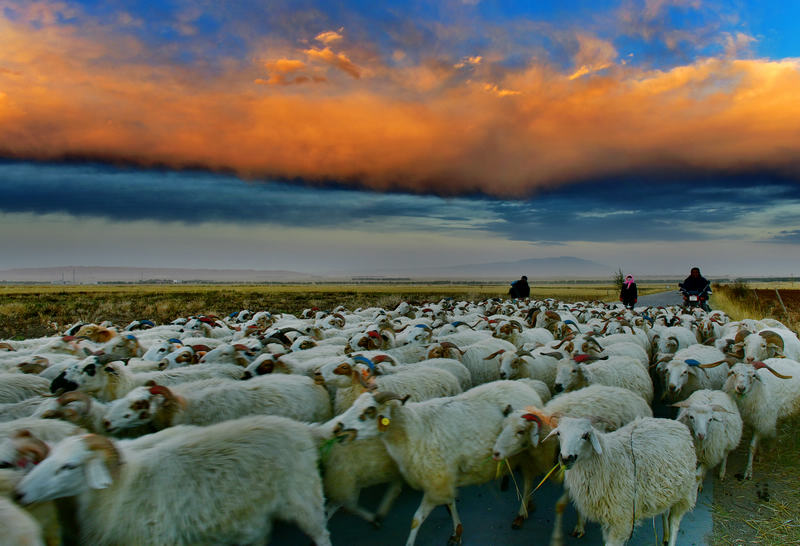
362,368,370,379
378,416,391,431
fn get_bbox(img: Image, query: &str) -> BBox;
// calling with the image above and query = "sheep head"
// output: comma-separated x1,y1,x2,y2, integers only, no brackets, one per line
14,434,122,505
544,416,603,469
331,391,408,442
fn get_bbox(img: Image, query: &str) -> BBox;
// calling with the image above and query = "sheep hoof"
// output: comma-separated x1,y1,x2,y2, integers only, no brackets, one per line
511,516,524,529
447,524,463,545
371,516,383,529
570,529,585,538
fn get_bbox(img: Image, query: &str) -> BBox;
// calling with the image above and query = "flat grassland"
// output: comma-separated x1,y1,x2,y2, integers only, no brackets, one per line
0,282,664,339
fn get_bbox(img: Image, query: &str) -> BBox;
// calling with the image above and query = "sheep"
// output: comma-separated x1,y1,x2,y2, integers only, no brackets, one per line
673,389,743,485
547,416,697,546
497,348,560,390
737,328,800,362
314,356,463,415
658,345,730,401
580,338,649,369
427,338,517,385
710,358,800,479
554,355,653,403
13,416,333,545
0,495,44,546
649,325,699,362
102,374,332,434
331,381,544,546
49,357,246,401
0,397,54,423
492,385,652,536
492,319,554,348
0,375,51,404
368,355,473,391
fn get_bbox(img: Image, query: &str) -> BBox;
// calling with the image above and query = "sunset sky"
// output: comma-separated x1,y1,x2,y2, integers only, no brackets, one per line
2,1,800,277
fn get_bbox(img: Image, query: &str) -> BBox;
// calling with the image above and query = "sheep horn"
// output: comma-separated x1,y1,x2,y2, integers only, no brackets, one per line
372,354,397,366
439,341,465,355
759,330,785,351
148,384,175,400
698,359,731,369
671,401,692,408
82,434,122,475
520,413,543,427
57,390,92,409
751,361,793,379
12,430,50,464
484,349,505,360
516,349,533,358
510,320,524,332
540,351,564,359
373,391,408,404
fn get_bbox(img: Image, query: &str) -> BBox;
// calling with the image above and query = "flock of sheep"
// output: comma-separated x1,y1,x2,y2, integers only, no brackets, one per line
1,296,799,545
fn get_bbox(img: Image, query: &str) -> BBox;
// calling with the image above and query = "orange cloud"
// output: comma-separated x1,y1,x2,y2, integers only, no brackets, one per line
1,9,800,197
315,29,344,45
303,46,361,79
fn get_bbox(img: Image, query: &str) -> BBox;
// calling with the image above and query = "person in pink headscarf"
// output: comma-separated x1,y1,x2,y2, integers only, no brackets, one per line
619,274,638,309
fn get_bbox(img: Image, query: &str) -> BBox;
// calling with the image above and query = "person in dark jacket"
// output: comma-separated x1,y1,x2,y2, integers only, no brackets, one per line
680,267,712,310
619,274,638,309
681,267,710,294
509,275,530,299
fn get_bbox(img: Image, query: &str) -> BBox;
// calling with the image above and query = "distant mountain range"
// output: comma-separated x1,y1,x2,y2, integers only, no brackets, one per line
0,266,318,283
0,257,614,282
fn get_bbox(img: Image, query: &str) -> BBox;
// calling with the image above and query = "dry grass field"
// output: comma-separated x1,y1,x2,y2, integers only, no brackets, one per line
0,282,664,339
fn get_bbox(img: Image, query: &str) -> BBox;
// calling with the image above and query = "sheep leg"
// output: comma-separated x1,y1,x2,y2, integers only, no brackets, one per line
405,495,438,546
512,467,535,529
666,504,689,546
719,454,728,481
446,501,463,545
744,433,758,480
570,509,586,538
374,480,404,526
549,488,570,546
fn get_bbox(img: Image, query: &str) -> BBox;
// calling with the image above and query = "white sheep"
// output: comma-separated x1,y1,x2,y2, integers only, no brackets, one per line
673,389,742,485
713,358,800,479
0,495,44,546
331,381,544,545
554,355,653,403
0,375,51,404
497,348,560,390
427,338,517,385
658,345,730,400
738,328,800,362
103,374,332,434
491,385,652,536
49,357,246,401
14,416,334,545
315,356,462,415
547,416,697,546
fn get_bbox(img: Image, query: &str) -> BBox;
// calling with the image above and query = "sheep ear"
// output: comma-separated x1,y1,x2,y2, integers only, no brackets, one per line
589,430,602,455
528,422,540,447
86,457,113,489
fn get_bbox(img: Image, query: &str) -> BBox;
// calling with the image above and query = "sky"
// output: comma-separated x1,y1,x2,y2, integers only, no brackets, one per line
1,0,800,277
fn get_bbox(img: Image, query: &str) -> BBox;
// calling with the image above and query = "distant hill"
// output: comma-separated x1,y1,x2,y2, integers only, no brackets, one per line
0,266,318,283
0,257,616,283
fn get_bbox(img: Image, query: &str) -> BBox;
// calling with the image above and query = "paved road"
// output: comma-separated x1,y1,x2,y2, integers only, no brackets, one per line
637,288,686,308
273,469,712,545
273,290,715,545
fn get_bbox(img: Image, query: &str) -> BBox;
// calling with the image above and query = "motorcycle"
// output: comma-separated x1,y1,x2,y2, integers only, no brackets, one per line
678,282,711,311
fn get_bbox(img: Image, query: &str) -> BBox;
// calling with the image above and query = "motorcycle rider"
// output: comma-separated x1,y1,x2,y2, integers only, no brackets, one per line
679,267,711,311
